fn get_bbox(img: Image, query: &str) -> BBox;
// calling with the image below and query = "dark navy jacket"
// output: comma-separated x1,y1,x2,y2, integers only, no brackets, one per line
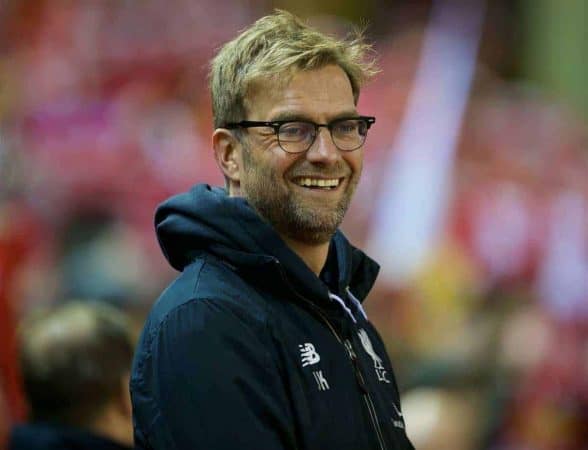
8,423,133,450
130,184,414,450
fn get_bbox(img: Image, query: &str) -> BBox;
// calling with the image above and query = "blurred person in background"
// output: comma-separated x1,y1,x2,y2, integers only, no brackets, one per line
8,301,135,450
131,10,414,450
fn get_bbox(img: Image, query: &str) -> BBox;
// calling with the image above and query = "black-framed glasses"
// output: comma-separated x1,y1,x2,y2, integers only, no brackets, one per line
225,116,376,154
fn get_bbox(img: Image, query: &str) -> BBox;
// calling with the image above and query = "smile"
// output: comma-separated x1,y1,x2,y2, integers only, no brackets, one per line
294,178,341,189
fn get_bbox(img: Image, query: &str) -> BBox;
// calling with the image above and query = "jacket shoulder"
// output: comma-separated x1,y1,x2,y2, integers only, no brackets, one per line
130,255,294,449
147,254,268,328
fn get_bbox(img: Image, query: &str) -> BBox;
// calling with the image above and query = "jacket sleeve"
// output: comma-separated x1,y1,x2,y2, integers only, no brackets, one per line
131,298,297,450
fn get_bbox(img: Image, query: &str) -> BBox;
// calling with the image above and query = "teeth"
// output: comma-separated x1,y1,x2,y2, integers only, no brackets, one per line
296,178,340,188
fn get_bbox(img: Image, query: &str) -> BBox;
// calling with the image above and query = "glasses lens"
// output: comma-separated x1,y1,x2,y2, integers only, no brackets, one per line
331,119,367,151
278,122,315,153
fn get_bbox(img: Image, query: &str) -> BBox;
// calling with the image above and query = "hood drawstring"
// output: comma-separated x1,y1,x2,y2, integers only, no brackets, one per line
328,292,357,323
328,288,368,324
346,287,368,321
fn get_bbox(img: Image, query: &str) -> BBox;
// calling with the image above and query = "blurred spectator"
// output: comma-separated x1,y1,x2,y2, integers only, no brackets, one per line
8,301,135,450
402,387,480,450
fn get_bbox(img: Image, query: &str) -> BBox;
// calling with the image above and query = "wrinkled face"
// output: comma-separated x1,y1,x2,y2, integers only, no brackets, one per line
238,65,363,245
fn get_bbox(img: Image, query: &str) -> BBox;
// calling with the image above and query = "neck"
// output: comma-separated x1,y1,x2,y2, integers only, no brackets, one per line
228,187,331,275
89,404,133,448
280,235,330,275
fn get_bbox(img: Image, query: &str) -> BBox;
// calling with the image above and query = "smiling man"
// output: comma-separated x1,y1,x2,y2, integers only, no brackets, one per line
131,10,414,450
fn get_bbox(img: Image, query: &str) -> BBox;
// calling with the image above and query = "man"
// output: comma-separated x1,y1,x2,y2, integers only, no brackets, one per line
131,10,414,450
8,302,135,450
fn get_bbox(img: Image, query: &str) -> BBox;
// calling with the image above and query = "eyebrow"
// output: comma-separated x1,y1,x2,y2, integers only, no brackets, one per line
269,110,360,123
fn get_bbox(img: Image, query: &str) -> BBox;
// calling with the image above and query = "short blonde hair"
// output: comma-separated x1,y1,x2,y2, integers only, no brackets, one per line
210,10,378,129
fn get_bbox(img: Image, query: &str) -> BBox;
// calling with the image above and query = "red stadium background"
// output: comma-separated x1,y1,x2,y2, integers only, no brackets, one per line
1,1,586,449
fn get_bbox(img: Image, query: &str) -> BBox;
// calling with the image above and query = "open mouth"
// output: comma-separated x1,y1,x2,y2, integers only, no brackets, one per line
293,177,342,190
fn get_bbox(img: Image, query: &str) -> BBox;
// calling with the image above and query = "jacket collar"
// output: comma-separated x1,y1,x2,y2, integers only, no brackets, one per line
232,228,380,311
156,184,379,306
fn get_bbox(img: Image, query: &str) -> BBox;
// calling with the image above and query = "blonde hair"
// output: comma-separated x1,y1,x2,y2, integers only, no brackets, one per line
210,10,379,129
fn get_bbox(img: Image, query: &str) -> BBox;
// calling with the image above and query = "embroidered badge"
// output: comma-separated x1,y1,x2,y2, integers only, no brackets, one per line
358,329,390,383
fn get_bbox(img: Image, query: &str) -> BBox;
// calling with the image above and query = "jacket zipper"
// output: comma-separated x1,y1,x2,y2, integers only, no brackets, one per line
274,261,388,450
349,343,387,450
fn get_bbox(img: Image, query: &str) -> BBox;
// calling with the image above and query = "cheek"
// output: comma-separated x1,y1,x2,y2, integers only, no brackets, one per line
267,150,301,178
345,151,363,175
242,143,303,184
243,150,281,185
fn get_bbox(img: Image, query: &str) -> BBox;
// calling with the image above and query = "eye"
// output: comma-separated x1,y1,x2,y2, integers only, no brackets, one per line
333,120,359,134
278,122,312,141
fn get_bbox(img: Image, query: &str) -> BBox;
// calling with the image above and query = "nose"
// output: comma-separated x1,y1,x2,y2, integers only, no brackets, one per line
305,127,338,165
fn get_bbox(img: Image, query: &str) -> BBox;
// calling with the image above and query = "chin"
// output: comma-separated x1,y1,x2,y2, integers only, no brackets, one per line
286,214,341,245
290,229,335,245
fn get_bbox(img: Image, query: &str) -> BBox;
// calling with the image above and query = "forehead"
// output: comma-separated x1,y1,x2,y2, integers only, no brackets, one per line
246,65,356,121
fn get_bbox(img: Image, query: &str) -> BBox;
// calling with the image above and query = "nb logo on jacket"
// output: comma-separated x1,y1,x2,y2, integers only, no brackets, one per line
299,342,320,367
299,342,330,391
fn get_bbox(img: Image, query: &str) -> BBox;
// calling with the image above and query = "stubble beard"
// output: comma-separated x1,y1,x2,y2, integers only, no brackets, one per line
241,150,359,245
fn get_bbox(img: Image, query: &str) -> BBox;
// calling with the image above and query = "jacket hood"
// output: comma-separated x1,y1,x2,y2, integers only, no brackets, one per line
155,184,379,301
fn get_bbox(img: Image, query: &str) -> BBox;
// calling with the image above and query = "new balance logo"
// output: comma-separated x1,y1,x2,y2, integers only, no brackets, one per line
299,343,320,367
393,402,403,418
313,370,330,391
392,403,405,429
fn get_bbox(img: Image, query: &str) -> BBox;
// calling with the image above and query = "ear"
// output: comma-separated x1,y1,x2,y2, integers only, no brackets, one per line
213,128,242,194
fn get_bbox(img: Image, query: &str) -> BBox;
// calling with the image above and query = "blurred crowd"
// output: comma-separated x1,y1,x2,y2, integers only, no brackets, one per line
0,1,586,449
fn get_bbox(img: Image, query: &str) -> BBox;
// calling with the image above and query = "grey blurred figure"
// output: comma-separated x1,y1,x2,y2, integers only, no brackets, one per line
8,301,135,450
